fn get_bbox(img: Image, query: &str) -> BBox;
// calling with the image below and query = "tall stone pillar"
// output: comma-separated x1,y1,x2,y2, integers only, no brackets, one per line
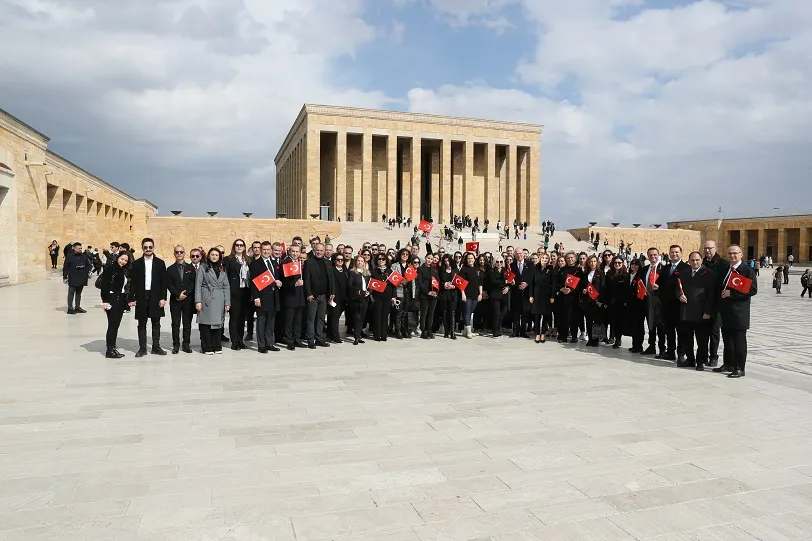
430,147,440,223
441,139,451,224
362,132,372,222
335,131,347,222
387,135,397,221
464,140,474,218
739,229,748,257
506,144,516,226
778,227,786,263
306,129,320,219
757,228,766,258
800,226,808,263
516,148,527,224
528,144,541,226
401,141,411,221
411,137,422,222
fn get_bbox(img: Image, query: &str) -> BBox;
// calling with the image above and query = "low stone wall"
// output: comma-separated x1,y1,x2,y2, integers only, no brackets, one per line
146,217,342,260
568,226,702,256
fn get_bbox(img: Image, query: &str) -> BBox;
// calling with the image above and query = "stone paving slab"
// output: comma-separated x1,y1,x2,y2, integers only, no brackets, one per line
0,273,810,540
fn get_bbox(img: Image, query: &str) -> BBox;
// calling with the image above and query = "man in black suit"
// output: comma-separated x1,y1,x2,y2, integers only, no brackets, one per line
713,244,757,378
303,243,333,348
509,250,534,338
702,240,729,367
63,242,91,314
643,247,666,356
676,251,718,370
249,241,281,353
245,240,262,341
280,244,307,350
166,245,195,354
656,245,691,362
128,238,168,357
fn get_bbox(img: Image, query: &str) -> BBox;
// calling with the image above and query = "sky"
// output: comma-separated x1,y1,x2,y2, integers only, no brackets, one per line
1,0,810,228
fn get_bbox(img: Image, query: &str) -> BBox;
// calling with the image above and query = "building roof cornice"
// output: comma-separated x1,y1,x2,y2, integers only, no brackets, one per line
0,108,50,148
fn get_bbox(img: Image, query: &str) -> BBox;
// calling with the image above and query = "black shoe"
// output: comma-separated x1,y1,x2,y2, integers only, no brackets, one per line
535,338,540,344
231,344,241,351
151,346,167,356
316,341,330,347
221,335,230,342
75,307,87,314
287,344,296,351
67,309,76,315
135,349,147,358
727,370,742,378
360,332,368,339
428,334,434,339
307,343,317,349
712,365,732,373
643,346,656,355
569,338,578,344
612,343,620,349
353,338,363,345
172,346,179,354
696,364,705,371
258,347,268,354
707,357,719,367
330,339,342,344
294,341,308,348
663,352,677,361
105,349,123,359
182,345,193,354
245,334,253,341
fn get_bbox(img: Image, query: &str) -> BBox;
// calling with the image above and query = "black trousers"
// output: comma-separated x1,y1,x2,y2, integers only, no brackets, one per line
490,297,506,336
67,285,84,310
352,298,369,339
708,312,722,360
679,320,711,363
326,302,344,341
50,254,58,268
371,296,390,339
722,327,748,371
662,306,681,354
559,298,579,340
105,294,126,350
246,302,256,338
199,324,222,352
255,309,276,349
419,297,437,334
137,317,162,350
229,287,250,344
284,307,303,346
629,312,646,351
438,297,456,335
533,313,551,336
646,313,665,351
305,294,327,344
802,286,811,297
170,301,194,348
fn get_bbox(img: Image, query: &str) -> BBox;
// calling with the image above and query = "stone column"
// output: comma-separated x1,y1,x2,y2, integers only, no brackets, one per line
362,132,372,222
517,148,529,224
486,143,497,223
757,228,766,258
739,229,748,257
306,129,321,219
411,137,422,221
387,135,397,221
528,144,541,226
401,141,411,220
800,226,808,263
441,138,451,224
464,140,474,218
506,144,516,226
335,131,347,222
778,227,786,263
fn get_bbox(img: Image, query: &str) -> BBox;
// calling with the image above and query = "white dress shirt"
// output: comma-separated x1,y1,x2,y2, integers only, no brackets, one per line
144,256,153,290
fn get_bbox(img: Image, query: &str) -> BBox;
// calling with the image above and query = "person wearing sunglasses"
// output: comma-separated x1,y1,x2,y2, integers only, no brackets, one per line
166,245,196,354
128,237,168,357
369,253,394,341
327,253,348,343
604,256,630,350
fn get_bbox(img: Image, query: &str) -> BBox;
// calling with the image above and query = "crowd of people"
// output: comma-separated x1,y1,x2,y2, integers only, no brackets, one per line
55,229,765,381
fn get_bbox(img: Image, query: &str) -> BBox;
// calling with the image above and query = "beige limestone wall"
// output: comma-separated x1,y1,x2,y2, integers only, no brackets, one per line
145,218,342,261
567,226,702,256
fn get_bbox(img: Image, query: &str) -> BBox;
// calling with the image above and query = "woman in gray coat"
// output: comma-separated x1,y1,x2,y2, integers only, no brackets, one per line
195,247,231,355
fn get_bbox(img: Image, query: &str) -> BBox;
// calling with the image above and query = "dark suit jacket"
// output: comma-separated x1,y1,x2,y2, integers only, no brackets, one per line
678,266,717,322
509,259,534,312
656,261,692,309
249,258,280,313
554,265,582,304
718,263,757,330
303,257,334,298
224,255,250,302
530,265,552,315
63,252,91,287
416,265,439,299
330,266,348,307
483,268,507,300
128,256,167,320
347,271,369,301
166,262,196,305
279,256,305,309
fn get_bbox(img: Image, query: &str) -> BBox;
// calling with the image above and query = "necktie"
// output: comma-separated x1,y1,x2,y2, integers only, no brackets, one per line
178,263,184,280
670,265,675,276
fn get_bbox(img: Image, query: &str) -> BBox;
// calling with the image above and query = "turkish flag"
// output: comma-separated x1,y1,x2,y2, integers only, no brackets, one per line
388,271,404,286
465,242,479,253
505,268,516,283
418,220,433,233
451,274,469,291
431,276,440,290
404,266,417,281
565,274,580,289
677,277,685,297
252,270,273,291
368,278,386,293
586,282,599,300
280,241,287,253
282,260,301,277
727,269,753,294
648,265,659,285
636,279,647,300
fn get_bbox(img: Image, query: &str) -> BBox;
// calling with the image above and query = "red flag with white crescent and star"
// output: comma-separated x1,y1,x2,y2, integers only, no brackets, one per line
565,274,580,289
252,270,273,291
404,266,418,282
368,278,386,293
418,220,433,233
726,269,753,294
282,261,301,277
465,242,479,253
586,282,599,300
451,273,469,291
388,271,404,286
431,276,440,290
636,279,647,300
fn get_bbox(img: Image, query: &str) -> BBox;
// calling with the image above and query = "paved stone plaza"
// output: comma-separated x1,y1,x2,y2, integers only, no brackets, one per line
0,273,811,540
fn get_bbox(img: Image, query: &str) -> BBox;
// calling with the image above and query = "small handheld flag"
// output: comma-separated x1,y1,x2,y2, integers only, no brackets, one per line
586,282,599,300
282,261,301,277
465,242,479,253
565,274,580,289
388,271,404,286
368,278,386,293
451,274,469,291
418,220,433,233
726,269,753,294
252,270,273,291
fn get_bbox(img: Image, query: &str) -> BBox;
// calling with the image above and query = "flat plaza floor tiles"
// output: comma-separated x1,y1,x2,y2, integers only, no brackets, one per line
0,272,811,540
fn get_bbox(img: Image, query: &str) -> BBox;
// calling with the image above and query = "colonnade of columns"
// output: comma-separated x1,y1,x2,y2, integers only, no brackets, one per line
277,129,540,226
725,226,811,263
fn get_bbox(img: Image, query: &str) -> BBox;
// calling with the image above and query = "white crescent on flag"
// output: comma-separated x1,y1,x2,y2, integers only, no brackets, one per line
261,274,270,283
290,263,299,273
731,277,742,287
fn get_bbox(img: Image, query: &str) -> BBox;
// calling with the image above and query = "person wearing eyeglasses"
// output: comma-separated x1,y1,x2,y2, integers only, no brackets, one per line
166,245,196,354
326,252,348,343
249,241,281,353
223,239,251,351
604,256,629,350
128,237,168,357
280,244,307,351
369,254,394,341
347,255,370,345
437,253,459,339
390,248,413,339
245,240,262,341
530,252,553,344
713,244,757,378
484,258,509,338
676,251,717,370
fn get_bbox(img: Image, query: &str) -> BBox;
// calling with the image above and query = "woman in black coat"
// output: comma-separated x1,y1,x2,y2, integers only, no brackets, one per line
224,239,251,349
347,256,370,345
549,255,566,339
624,258,648,353
416,254,440,339
369,254,394,341
579,255,605,347
484,257,509,338
437,253,459,339
389,249,413,339
604,256,629,349
100,251,133,358
530,252,553,343
326,253,348,343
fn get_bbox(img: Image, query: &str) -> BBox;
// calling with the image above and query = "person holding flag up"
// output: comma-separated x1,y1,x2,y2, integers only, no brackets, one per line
280,244,307,350
713,244,757,378
249,241,281,353
643,247,666,356
416,254,439,339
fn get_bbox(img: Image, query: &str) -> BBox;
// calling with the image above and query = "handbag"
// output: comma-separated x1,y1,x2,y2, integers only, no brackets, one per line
94,269,104,289
772,279,778,289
